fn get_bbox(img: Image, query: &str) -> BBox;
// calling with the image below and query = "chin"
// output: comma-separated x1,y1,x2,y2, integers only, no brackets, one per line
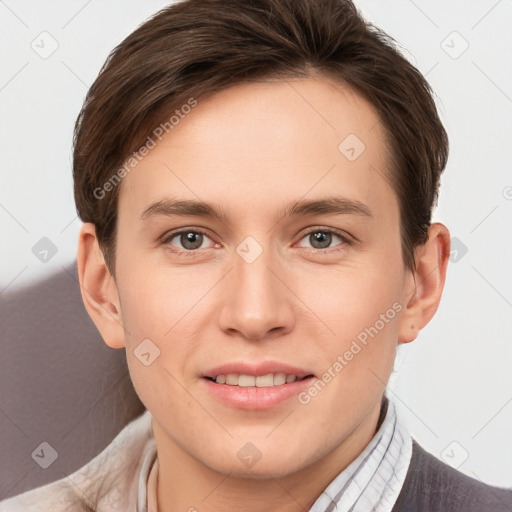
225,463,301,480
203,450,310,480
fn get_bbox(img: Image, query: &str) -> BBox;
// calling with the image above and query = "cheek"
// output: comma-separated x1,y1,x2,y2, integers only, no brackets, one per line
115,253,211,387
298,281,401,422
295,258,404,333
115,248,204,340
117,275,200,416
293,256,404,389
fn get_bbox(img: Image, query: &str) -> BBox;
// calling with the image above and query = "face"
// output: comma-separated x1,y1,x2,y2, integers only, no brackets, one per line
113,76,412,478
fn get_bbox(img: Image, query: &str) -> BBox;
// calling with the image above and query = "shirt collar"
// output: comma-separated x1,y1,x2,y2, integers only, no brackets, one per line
309,396,412,512
139,396,412,512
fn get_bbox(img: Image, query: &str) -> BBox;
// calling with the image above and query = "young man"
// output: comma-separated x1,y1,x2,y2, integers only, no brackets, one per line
1,0,511,511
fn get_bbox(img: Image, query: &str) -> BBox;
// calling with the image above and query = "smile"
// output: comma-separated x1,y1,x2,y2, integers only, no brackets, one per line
207,373,313,387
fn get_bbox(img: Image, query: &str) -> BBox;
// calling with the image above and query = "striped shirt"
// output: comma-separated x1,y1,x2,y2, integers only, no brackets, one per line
137,396,412,512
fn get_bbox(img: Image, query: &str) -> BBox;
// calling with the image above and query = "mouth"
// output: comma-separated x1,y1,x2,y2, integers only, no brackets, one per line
204,372,315,387
201,362,316,409
202,372,316,410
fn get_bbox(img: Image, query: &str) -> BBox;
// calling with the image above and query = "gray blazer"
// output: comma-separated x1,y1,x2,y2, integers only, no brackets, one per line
391,440,512,511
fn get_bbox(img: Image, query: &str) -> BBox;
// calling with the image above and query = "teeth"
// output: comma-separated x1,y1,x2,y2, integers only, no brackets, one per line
214,373,302,387
238,375,255,387
273,372,286,385
225,374,238,385
257,373,277,387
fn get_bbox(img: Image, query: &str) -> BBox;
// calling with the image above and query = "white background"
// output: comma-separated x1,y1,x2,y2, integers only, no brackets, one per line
1,0,511,487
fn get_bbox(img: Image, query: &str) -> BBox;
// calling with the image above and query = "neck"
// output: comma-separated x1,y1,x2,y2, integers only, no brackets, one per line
152,400,384,512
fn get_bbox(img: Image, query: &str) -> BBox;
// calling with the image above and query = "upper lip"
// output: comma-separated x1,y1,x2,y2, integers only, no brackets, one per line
203,361,315,380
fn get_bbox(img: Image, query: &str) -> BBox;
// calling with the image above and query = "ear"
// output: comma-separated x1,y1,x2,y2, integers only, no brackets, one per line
398,222,451,344
76,222,127,349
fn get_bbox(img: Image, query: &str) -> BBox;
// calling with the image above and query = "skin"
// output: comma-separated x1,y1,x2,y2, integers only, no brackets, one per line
77,76,450,512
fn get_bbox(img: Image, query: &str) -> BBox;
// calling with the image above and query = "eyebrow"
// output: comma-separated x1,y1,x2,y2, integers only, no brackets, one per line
140,195,373,223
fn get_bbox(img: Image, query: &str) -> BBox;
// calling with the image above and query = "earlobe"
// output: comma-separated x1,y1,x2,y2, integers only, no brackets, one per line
76,223,126,349
398,222,451,344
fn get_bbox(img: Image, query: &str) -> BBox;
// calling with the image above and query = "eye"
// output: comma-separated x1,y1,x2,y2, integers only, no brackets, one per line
296,228,351,252
161,227,352,256
161,229,216,254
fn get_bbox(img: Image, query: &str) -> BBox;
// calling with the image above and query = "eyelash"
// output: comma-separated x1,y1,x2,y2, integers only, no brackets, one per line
160,227,353,257
161,228,217,258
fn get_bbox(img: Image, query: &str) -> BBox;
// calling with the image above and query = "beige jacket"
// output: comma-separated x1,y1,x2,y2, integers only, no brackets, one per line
0,410,158,512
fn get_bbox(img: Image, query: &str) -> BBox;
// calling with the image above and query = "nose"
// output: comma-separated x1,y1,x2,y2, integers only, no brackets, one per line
217,244,295,341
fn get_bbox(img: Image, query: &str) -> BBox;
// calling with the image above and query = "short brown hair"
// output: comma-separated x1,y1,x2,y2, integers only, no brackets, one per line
73,0,448,275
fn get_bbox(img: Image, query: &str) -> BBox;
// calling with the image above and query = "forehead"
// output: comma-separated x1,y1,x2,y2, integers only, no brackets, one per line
117,77,396,225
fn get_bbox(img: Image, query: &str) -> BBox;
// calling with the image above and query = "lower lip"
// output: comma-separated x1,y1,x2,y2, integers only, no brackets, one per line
202,376,315,410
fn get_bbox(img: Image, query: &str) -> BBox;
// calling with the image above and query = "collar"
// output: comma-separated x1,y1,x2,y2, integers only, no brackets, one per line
139,396,412,512
309,396,412,512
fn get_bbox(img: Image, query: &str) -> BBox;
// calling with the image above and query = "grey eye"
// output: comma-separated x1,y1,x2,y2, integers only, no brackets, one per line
166,231,211,251
308,231,333,249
